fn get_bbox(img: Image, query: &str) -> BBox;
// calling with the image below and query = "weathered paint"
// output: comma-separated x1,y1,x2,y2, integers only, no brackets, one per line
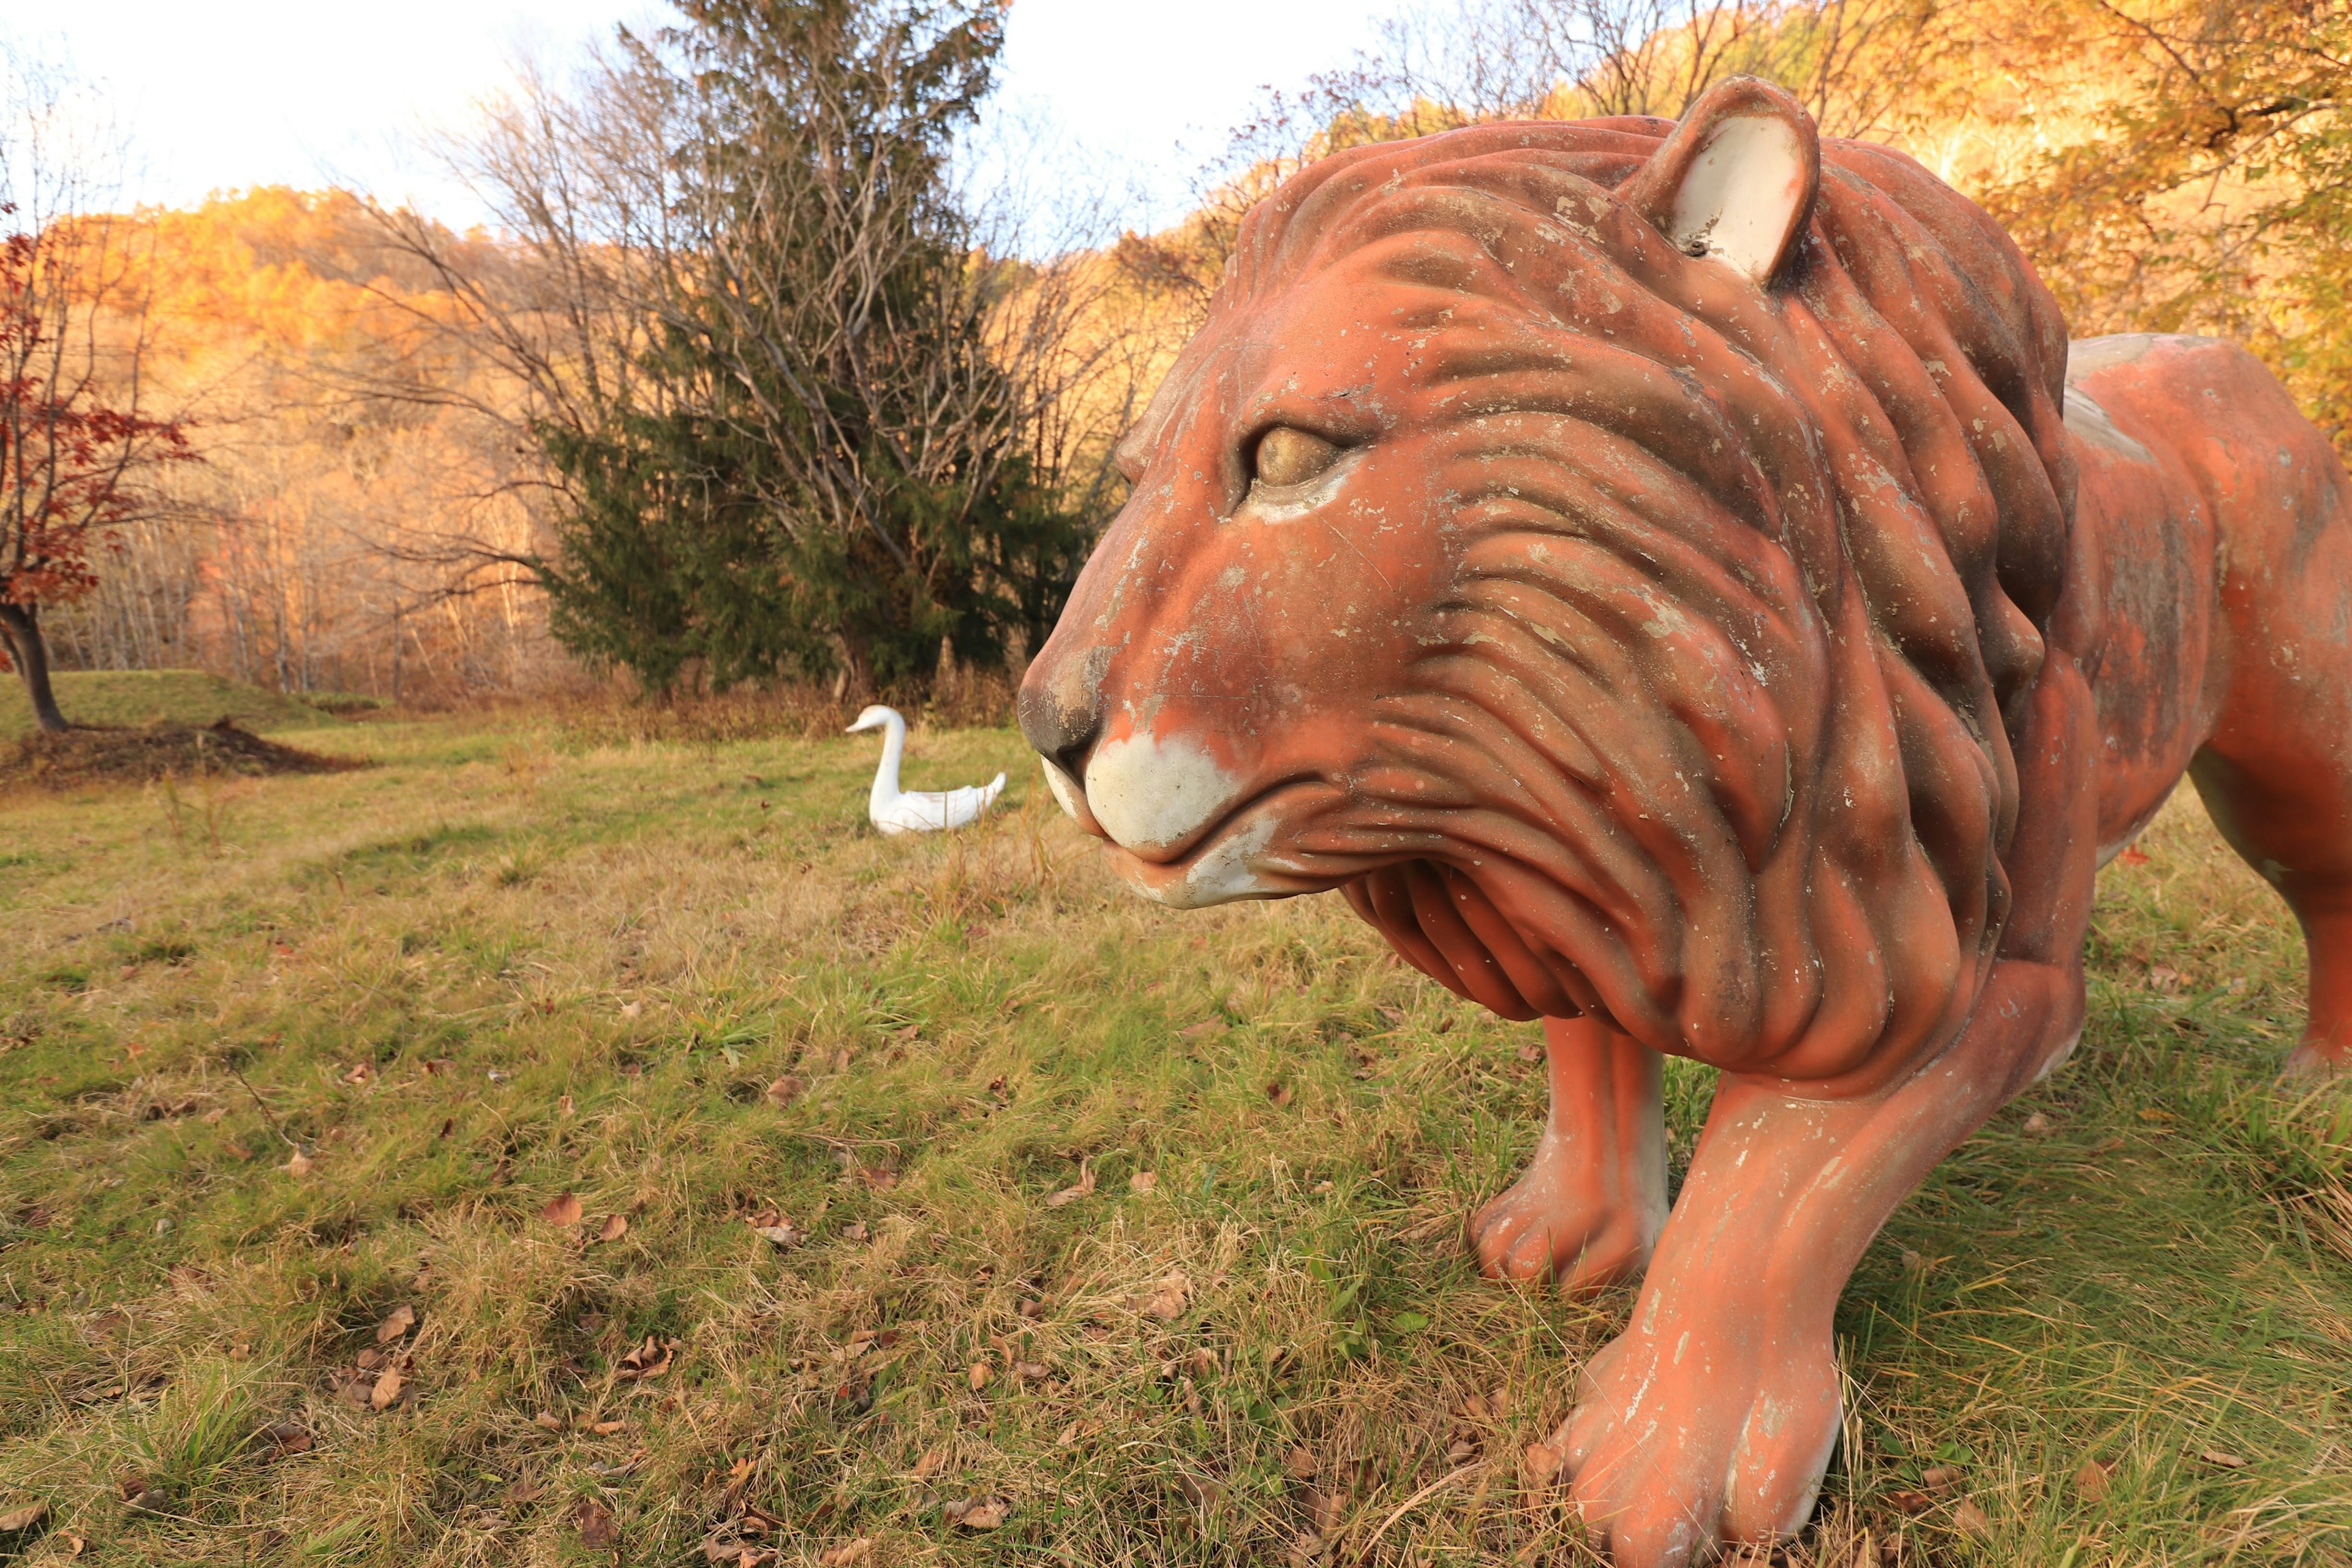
1016,75,2352,1567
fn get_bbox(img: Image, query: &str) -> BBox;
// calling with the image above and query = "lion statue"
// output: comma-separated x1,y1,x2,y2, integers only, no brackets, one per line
1017,77,2352,1565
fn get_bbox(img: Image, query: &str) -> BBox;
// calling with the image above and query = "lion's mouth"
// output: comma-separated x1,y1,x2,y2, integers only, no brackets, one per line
1094,776,1338,909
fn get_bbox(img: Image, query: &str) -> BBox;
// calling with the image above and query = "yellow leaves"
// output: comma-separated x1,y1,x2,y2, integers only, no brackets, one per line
375,1304,416,1344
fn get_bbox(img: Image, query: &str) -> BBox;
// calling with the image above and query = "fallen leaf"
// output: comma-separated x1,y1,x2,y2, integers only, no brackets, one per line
1013,1360,1052,1382
967,1361,992,1392
2074,1458,2112,1499
1056,1419,1098,1447
817,1540,872,1567
201,1106,226,1124
369,1368,404,1410
257,1421,312,1456
944,1496,1009,1528
619,1001,643,1019
616,1336,678,1381
1286,1446,1319,1480
752,1224,798,1248
533,1410,564,1431
356,1348,384,1370
423,1058,453,1075
285,1150,313,1178
1305,1487,1343,1534
1523,1441,1564,1482
912,1447,946,1479
1129,1170,1158,1194
376,1304,417,1344
1265,1080,1294,1107
594,1214,629,1244
0,1501,47,1532
1134,1272,1192,1321
1952,1499,1991,1535
558,1095,575,1116
764,1075,805,1109
1445,1438,1479,1464
1887,1489,1935,1515
591,1419,626,1436
1179,1019,1223,1040
540,1193,583,1227
1289,1529,1326,1566
1848,1532,1874,1568
2022,1112,2053,1134
342,1062,374,1086
575,1498,620,1547
61,1533,85,1557
224,1140,254,1159
1921,1465,1962,1493
2199,1449,2248,1469
1516,1043,1542,1063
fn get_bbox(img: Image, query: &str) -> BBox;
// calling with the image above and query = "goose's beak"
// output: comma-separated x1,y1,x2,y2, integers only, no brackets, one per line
845,719,876,734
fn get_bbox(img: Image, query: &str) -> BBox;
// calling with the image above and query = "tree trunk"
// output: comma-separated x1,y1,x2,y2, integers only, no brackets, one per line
0,603,69,731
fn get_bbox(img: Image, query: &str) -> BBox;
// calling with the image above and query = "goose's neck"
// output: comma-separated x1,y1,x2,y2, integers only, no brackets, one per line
869,712,907,806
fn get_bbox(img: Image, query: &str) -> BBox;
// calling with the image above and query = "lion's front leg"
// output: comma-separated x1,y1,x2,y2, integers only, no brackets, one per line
1471,1015,1667,1292
1553,960,2080,1567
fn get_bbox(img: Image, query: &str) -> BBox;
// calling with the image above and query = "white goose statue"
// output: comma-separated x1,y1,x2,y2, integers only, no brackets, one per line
846,705,1005,835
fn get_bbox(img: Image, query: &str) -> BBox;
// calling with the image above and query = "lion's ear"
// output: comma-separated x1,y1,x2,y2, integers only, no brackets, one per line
1624,76,1821,287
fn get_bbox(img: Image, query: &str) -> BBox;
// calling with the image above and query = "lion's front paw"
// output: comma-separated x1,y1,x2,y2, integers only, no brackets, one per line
1550,1317,1842,1568
1469,1133,1654,1292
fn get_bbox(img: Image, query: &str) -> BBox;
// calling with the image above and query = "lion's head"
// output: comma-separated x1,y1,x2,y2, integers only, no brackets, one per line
1018,78,2077,1087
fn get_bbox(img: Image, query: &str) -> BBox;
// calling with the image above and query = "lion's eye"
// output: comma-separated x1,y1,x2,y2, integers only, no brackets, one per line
1251,426,1341,489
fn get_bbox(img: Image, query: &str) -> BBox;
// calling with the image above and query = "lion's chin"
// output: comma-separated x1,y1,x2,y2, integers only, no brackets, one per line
1101,816,1309,910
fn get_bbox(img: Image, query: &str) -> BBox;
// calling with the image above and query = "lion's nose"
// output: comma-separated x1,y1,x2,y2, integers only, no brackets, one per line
1017,657,1103,782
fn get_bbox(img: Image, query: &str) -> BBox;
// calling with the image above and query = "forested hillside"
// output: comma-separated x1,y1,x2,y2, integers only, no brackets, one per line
15,0,2346,709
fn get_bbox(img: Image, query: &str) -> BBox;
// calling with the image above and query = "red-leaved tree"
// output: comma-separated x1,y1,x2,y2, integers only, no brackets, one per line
0,57,194,732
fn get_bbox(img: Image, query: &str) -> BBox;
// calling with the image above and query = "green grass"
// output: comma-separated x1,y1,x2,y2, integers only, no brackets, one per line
0,712,2346,1566
0,671,339,738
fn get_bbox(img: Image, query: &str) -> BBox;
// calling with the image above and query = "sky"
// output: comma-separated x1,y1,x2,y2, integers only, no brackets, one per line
21,0,1417,233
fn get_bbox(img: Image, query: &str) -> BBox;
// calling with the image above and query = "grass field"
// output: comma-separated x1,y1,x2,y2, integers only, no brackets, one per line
0,712,2347,1566
0,671,355,740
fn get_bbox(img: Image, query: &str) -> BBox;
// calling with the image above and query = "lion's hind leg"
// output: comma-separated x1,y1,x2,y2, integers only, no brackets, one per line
2177,396,2352,1076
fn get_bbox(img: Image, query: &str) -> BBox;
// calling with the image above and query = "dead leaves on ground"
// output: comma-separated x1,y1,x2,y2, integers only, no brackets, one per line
616,1335,680,1383
1130,1272,1192,1321
375,1303,417,1344
943,1495,1009,1529
540,1192,583,1227
574,1497,620,1547
1043,1161,1097,1208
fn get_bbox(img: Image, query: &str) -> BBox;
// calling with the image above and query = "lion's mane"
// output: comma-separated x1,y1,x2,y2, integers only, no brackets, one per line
1153,118,2080,1088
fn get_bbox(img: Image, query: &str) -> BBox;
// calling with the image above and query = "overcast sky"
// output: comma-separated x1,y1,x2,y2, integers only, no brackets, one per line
21,0,1416,233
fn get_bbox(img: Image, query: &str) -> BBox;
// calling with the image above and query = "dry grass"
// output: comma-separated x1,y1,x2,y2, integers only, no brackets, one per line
0,713,2346,1566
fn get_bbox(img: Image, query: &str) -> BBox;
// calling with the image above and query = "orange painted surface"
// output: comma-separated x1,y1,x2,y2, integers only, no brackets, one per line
1019,78,2352,1565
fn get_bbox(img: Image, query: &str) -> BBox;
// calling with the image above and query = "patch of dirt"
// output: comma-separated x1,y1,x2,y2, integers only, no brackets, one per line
0,719,369,791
